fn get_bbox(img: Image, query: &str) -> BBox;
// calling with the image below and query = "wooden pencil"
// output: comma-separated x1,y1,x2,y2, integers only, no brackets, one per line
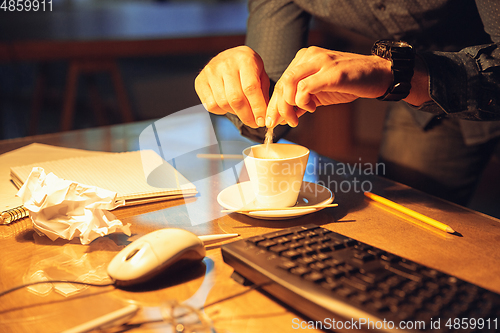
364,191,456,234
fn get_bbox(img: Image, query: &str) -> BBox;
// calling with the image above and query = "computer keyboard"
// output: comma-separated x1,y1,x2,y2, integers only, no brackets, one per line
221,224,500,332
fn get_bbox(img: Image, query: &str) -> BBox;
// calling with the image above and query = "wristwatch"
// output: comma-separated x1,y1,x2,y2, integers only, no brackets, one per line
371,40,415,101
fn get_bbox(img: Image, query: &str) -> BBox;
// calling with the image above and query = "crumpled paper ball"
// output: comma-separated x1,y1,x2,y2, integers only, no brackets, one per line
17,167,131,245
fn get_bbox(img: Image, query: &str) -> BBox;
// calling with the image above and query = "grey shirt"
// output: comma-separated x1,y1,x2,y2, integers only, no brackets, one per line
233,0,500,145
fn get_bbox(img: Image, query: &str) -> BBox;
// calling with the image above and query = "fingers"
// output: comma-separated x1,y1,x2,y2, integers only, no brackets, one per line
265,91,280,128
265,48,323,127
280,48,307,107
194,46,270,128
239,65,269,127
277,82,299,127
281,48,323,111
222,71,258,128
195,71,227,115
266,85,305,128
295,74,324,111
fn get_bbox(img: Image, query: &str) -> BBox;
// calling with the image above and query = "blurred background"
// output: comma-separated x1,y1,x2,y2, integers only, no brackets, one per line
0,0,248,138
1,0,499,217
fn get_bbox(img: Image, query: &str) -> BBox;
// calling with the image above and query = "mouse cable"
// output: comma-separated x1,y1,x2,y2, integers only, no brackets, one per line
116,281,274,329
1,279,272,331
0,280,115,298
0,279,270,301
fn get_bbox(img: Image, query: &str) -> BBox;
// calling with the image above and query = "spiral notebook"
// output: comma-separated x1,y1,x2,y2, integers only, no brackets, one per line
9,149,198,206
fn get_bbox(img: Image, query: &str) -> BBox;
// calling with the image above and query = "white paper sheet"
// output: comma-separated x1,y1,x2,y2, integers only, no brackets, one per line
17,167,130,245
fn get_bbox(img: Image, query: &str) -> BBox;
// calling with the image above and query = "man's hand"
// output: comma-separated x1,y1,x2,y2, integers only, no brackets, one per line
195,46,270,128
266,46,393,128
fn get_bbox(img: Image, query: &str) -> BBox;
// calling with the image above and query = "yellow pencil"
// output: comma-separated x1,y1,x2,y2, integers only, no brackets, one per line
364,191,456,234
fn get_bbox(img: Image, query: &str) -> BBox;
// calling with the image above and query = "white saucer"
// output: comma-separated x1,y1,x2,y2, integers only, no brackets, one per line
217,181,334,220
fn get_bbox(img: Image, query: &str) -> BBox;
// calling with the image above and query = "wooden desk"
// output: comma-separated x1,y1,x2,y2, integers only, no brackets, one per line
1,117,500,332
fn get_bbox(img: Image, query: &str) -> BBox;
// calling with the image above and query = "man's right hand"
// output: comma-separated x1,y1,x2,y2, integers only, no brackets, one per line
195,46,270,128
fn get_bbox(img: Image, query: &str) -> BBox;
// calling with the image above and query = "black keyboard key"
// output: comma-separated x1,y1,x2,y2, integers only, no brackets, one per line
401,280,420,295
386,275,406,287
353,292,371,304
370,290,385,299
313,253,331,261
296,246,316,256
304,271,326,283
356,268,391,283
290,234,305,242
393,288,408,299
302,239,318,247
328,240,346,250
296,256,316,266
316,236,331,243
282,250,301,260
344,238,357,247
287,242,302,250
302,230,319,238
290,266,311,276
269,244,288,254
310,261,328,271
368,248,385,257
341,264,359,275
324,267,345,278
312,243,331,252
353,251,376,263
385,296,403,308
336,286,357,298
380,253,400,263
247,235,266,244
256,239,277,248
368,300,389,312
342,276,373,291
324,258,345,267
354,244,373,252
268,230,294,239
278,260,297,271
399,259,419,271
421,268,444,279
272,236,292,244
321,279,341,291
386,263,424,282
424,281,440,291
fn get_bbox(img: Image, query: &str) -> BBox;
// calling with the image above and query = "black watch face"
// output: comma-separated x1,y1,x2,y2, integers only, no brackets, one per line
386,40,404,47
378,40,411,49
372,40,413,58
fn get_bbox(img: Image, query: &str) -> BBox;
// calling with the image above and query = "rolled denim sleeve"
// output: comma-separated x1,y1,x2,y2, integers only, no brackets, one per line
417,43,500,120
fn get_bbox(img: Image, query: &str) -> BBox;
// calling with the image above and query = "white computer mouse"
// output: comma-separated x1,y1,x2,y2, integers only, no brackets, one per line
107,228,206,286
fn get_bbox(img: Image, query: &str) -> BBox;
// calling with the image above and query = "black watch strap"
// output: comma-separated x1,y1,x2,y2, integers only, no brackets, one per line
372,40,415,101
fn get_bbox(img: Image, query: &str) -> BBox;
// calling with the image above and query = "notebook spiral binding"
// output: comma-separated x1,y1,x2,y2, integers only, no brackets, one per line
0,206,29,225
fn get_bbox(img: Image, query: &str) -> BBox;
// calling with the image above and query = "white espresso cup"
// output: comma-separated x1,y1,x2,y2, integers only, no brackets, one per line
242,143,310,208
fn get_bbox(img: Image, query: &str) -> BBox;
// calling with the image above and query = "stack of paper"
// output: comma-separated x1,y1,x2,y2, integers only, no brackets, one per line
8,145,197,208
